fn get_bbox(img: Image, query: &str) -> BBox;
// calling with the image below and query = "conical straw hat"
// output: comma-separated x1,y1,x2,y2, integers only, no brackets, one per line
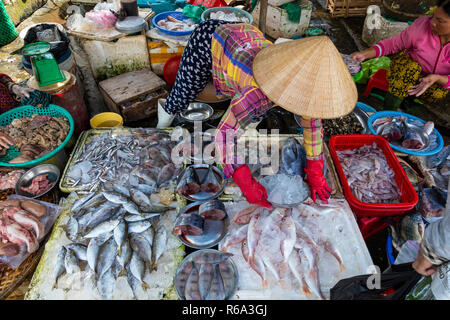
253,36,358,119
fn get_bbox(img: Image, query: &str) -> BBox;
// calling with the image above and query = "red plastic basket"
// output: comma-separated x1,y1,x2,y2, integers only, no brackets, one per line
328,134,418,218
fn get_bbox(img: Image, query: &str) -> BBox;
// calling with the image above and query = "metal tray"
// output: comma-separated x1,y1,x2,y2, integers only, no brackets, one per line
179,102,214,123
176,164,225,201
175,201,229,249
15,164,60,198
389,122,430,151
174,249,238,300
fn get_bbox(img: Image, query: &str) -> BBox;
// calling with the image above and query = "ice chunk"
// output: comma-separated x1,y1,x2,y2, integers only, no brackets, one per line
259,174,310,205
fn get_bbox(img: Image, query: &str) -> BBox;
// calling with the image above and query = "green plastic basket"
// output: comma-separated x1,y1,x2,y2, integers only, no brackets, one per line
0,104,74,167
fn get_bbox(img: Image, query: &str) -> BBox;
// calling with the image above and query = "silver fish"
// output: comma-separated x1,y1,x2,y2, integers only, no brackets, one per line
86,232,113,272
218,261,235,298
65,243,87,261
130,233,152,264
71,193,95,213
124,213,160,223
113,184,131,198
84,219,121,239
111,258,123,279
208,265,226,300
53,246,67,288
139,227,154,247
113,221,127,252
151,226,167,268
123,201,141,215
79,193,105,211
198,263,214,300
137,183,157,195
157,163,175,187
103,192,128,204
175,261,193,299
125,264,146,299
185,265,201,300
128,219,153,234
117,238,132,271
97,268,115,300
85,203,121,230
64,249,81,274
96,238,117,277
65,217,79,241
129,251,146,284
130,188,152,208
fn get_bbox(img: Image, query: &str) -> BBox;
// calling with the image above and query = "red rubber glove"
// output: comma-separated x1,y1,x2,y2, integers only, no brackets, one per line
304,159,332,204
232,165,273,210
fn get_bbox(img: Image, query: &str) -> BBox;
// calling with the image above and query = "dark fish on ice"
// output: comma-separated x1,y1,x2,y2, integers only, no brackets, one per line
173,213,204,236
198,200,227,220
280,137,307,178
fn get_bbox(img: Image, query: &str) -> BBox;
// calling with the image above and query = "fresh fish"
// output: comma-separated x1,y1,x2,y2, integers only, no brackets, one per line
79,193,105,211
381,119,407,142
241,240,249,262
65,243,87,261
123,201,141,215
318,239,345,272
175,261,193,298
419,186,447,218
137,183,157,195
423,121,434,135
87,234,112,272
71,193,95,213
229,205,261,226
288,249,310,295
97,268,115,300
177,166,200,196
65,216,79,241
111,258,123,279
117,237,132,271
247,211,268,270
200,165,221,193
128,174,140,188
280,213,296,260
96,238,117,277
185,265,201,300
157,163,176,186
76,210,94,232
280,137,307,178
129,251,146,284
85,203,121,230
402,129,426,149
1,222,39,253
151,226,167,268
102,192,128,204
130,188,153,208
221,224,248,251
207,265,226,300
124,213,160,223
53,246,67,288
112,184,131,197
173,213,204,236
295,241,325,300
193,251,232,265
218,262,235,298
198,200,227,220
130,233,152,264
128,219,153,234
64,249,81,274
84,219,121,239
198,263,214,300
125,264,145,299
113,221,127,252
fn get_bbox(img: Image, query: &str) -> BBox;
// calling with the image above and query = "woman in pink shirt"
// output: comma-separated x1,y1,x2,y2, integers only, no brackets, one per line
351,0,450,110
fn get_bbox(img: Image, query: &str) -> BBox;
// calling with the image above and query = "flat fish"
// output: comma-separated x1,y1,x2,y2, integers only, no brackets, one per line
198,200,227,220
218,261,235,298
229,205,260,226
97,268,115,300
200,166,221,193
177,166,200,196
53,246,67,288
198,263,214,300
280,213,296,260
280,137,307,178
185,265,201,300
318,239,345,272
207,265,226,300
175,261,193,298
192,251,232,265
173,213,204,236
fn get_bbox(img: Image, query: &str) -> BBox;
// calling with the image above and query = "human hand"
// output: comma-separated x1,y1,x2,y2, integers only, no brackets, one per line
408,75,438,97
11,84,33,99
350,51,368,62
305,159,332,204
233,165,273,210
412,251,436,276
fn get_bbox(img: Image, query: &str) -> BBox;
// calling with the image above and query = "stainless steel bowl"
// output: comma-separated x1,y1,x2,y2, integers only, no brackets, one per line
180,102,214,122
15,164,60,198
174,249,238,300
390,122,431,151
177,164,225,201
176,201,229,249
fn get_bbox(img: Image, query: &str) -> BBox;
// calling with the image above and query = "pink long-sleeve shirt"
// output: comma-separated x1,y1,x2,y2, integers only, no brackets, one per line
372,16,450,89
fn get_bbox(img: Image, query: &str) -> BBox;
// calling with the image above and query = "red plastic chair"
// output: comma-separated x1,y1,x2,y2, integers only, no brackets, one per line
363,68,389,97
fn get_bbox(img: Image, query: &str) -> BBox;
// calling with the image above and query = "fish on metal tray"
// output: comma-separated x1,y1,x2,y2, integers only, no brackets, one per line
176,261,193,298
198,263,214,300
218,261,234,298
192,251,232,265
185,264,201,300
280,137,307,178
173,213,204,236
381,120,406,142
198,200,227,220
207,264,226,300
200,166,221,194
177,166,201,196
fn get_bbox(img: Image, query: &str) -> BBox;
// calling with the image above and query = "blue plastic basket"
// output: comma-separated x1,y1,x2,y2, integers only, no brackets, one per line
152,11,196,36
368,111,444,156
0,104,74,167
356,101,376,113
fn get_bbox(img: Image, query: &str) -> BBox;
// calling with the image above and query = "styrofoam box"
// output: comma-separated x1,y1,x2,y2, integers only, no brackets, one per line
252,0,313,39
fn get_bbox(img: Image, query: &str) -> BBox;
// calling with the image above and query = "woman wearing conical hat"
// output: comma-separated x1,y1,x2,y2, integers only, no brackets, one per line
157,20,357,207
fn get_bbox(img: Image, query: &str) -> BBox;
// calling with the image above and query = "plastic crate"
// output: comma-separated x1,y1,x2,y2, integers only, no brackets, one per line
0,105,74,167
328,134,418,218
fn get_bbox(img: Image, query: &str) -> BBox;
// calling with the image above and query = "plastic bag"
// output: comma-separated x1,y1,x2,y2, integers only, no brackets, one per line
431,262,450,300
358,56,391,84
182,4,206,22
23,23,70,62
85,10,117,28
330,263,422,300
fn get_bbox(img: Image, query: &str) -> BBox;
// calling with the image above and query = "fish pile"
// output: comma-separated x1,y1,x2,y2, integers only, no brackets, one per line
156,15,198,32
173,200,227,236
0,169,25,191
0,114,70,163
66,129,180,192
220,205,345,300
340,54,362,75
21,174,55,196
175,251,235,300
209,11,250,23
337,143,401,203
177,165,221,197
418,185,447,218
280,137,306,178
0,199,46,255
54,188,169,299
372,116,434,149
426,146,450,190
